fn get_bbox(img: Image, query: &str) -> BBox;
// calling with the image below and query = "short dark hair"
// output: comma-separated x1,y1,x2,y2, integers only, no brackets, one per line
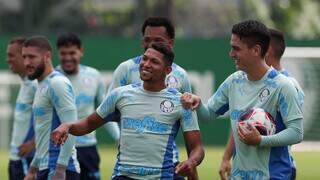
9,37,27,46
57,32,82,49
142,17,175,39
23,36,52,52
232,20,270,57
150,42,174,66
269,28,285,60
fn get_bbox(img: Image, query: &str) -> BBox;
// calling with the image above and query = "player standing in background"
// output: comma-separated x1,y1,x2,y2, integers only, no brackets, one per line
182,20,303,180
219,28,305,180
108,16,195,180
55,32,120,180
51,42,204,180
22,36,80,180
7,37,38,180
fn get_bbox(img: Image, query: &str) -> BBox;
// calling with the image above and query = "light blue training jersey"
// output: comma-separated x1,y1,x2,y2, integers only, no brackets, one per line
107,55,192,163
97,83,199,180
56,65,120,147
31,71,79,172
10,78,37,160
206,68,303,180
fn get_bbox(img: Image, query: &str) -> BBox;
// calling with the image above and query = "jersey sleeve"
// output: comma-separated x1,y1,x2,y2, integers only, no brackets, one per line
96,72,107,106
107,62,129,94
96,88,121,122
204,76,231,120
180,108,200,132
49,77,78,166
181,71,192,93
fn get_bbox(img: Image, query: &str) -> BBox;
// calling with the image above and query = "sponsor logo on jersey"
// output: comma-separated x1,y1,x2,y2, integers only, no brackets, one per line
166,75,179,89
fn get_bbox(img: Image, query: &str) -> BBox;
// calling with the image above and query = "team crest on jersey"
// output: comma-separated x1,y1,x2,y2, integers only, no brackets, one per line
259,88,270,102
166,75,179,89
82,77,92,86
160,100,174,113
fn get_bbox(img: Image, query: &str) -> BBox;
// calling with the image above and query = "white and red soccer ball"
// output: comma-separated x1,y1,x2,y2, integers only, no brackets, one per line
238,108,276,135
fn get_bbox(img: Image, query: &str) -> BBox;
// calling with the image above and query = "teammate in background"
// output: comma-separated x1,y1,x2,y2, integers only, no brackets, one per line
51,42,204,180
108,16,194,180
7,37,38,180
55,32,120,180
219,28,305,180
22,36,80,180
182,20,303,179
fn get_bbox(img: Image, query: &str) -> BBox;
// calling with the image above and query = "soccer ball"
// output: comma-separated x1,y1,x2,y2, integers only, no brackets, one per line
238,108,276,135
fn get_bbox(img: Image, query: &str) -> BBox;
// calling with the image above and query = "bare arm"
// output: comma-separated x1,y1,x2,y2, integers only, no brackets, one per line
219,133,234,180
175,131,205,178
51,112,105,145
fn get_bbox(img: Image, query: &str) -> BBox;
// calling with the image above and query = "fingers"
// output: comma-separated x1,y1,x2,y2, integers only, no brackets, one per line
51,131,68,145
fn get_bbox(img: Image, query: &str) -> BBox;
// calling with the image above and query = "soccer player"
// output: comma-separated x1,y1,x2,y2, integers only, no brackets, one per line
7,37,37,180
55,32,120,180
219,28,305,180
108,16,194,180
182,20,303,179
22,36,80,180
51,42,204,180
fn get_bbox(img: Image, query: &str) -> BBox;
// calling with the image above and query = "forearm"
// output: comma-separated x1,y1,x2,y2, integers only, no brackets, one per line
187,144,205,166
104,122,120,141
196,102,217,121
260,118,303,147
69,113,105,136
222,134,234,161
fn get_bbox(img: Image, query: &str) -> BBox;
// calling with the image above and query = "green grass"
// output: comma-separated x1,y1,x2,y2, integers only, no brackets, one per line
1,146,319,179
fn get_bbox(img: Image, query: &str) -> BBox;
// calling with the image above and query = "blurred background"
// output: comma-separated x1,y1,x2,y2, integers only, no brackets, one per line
0,0,319,178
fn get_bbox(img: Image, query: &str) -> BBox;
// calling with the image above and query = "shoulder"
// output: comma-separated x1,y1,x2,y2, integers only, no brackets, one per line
80,64,101,77
171,63,188,76
49,71,71,88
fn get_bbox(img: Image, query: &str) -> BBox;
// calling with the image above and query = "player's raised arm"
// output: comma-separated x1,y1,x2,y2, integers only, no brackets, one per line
51,112,105,145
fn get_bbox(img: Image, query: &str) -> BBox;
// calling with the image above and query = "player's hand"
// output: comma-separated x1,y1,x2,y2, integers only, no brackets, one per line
181,93,201,110
237,122,261,145
175,159,197,178
18,139,35,157
23,166,37,180
51,123,70,145
51,164,66,180
219,159,231,180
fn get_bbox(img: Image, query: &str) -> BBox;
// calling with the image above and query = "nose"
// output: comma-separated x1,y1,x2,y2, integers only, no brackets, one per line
229,49,235,59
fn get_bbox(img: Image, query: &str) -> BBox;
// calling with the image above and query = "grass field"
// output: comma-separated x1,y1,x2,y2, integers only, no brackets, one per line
1,146,319,179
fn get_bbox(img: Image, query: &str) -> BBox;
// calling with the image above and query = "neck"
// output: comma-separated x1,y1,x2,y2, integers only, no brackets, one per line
269,57,282,71
38,65,54,82
246,61,270,81
143,81,166,92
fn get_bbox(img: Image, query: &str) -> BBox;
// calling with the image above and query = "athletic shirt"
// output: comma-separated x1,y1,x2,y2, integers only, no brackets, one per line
207,68,303,179
97,83,199,180
10,78,37,160
31,71,79,172
107,55,192,163
56,65,119,147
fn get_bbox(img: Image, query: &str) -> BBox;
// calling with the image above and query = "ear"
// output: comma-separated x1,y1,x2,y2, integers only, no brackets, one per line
165,65,172,75
252,44,262,57
44,51,52,61
79,47,84,58
169,39,175,49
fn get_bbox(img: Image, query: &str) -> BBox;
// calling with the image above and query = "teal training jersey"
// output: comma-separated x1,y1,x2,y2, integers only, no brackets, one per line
31,71,80,172
97,83,199,180
56,65,120,147
206,68,303,179
10,78,37,160
107,55,192,163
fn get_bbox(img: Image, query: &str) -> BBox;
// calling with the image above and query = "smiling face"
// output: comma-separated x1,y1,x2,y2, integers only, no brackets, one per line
58,45,83,74
6,43,25,74
22,46,47,80
139,48,171,84
229,34,260,72
142,26,173,51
